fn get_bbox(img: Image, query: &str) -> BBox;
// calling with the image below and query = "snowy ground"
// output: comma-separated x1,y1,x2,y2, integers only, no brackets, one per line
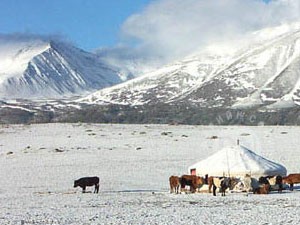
1,123,300,224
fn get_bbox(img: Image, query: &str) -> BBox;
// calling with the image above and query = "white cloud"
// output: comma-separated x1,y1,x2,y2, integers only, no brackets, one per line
119,0,300,64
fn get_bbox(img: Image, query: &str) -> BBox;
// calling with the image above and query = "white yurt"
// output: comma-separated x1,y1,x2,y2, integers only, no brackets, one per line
188,144,287,178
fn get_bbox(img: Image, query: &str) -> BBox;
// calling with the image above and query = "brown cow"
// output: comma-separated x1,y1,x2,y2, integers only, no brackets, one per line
208,176,214,193
169,176,181,194
180,175,205,193
253,183,270,194
283,174,300,191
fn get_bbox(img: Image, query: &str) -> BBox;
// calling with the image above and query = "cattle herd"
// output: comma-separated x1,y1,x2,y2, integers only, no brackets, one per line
169,173,300,196
72,174,300,195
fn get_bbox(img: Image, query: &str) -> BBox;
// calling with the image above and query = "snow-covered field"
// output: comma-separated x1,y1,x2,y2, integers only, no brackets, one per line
1,123,300,224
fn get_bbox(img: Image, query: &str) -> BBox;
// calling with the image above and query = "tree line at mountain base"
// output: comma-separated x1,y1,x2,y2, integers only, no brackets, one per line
0,103,300,125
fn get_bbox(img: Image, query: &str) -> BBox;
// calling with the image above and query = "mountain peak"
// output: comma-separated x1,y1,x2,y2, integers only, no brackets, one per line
0,37,124,100
78,22,300,110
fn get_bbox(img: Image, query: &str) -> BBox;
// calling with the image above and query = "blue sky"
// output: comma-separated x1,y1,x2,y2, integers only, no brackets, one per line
0,0,297,56
0,0,154,50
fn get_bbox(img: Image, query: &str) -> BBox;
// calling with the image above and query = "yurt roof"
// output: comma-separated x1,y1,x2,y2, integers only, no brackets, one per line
188,145,287,177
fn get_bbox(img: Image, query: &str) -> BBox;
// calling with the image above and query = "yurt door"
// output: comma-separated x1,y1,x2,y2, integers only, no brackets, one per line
190,169,196,175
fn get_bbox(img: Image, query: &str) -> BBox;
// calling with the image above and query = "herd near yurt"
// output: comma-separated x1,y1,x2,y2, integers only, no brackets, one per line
170,142,299,196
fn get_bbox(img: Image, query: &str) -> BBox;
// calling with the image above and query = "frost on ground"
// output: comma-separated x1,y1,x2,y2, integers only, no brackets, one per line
0,124,300,224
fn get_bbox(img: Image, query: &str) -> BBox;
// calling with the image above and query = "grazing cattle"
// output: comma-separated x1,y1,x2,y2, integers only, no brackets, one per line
210,177,238,196
283,174,300,191
258,176,271,185
169,176,181,194
276,176,283,192
204,174,209,185
259,175,283,192
268,175,283,192
219,178,232,196
180,175,205,193
74,176,100,193
208,176,214,193
253,183,270,194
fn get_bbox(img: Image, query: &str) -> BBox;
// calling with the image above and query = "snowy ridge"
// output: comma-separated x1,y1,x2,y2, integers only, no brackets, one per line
79,22,300,109
0,38,125,99
0,40,50,80
79,50,230,105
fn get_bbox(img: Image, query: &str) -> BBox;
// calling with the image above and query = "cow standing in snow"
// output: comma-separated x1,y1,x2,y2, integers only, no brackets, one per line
74,176,100,193
169,176,181,194
253,183,270,194
209,176,238,196
180,175,205,193
283,174,300,191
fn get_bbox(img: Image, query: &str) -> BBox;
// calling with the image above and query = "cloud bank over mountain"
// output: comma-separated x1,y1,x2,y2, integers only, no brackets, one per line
3,1,300,77
108,0,300,70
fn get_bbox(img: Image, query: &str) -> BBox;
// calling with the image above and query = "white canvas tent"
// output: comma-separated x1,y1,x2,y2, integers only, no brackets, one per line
188,145,287,177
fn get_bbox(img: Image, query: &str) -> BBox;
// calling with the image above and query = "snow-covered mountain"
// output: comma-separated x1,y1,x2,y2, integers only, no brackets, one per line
0,37,125,99
80,22,300,109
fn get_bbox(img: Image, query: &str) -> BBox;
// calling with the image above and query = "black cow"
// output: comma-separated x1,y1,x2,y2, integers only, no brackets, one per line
259,175,283,192
211,177,237,196
74,176,99,193
219,177,237,196
258,176,271,185
275,176,283,192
